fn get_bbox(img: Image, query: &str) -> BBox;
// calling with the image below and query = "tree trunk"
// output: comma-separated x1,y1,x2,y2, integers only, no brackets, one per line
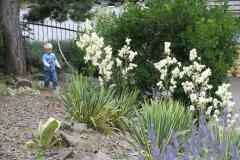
0,0,26,75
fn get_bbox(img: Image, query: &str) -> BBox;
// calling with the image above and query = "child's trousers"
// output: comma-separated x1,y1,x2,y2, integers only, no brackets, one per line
44,70,58,90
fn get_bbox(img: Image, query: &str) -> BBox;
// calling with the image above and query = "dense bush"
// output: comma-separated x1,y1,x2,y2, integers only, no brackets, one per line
127,99,193,159
24,40,87,73
60,74,139,132
96,0,240,93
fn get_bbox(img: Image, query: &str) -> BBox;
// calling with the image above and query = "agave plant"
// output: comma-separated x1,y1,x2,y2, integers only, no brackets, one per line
127,99,193,159
26,117,61,148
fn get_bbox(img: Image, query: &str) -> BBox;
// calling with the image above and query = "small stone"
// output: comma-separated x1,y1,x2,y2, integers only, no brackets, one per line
58,149,73,160
94,151,111,160
60,133,79,147
16,80,32,88
73,123,88,133
60,121,72,131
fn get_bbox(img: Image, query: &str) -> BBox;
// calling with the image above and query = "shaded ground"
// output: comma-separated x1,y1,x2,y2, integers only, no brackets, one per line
0,93,135,160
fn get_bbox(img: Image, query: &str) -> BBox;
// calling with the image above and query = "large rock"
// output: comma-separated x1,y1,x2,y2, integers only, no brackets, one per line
16,80,32,88
60,133,79,147
73,123,88,133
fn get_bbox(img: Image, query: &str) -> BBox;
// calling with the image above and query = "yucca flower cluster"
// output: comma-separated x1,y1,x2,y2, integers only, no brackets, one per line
212,83,235,123
76,20,138,87
181,49,213,114
154,42,235,119
154,42,181,95
116,38,138,79
76,19,114,86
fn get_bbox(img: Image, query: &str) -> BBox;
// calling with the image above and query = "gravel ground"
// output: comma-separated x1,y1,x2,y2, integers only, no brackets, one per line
0,92,136,160
0,93,63,160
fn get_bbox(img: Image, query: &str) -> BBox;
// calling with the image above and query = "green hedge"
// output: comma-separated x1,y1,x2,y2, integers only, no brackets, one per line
96,0,240,93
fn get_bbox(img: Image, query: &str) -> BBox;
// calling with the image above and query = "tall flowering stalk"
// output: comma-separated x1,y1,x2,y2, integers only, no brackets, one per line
181,49,213,115
154,42,182,98
114,38,138,90
212,83,235,122
76,19,114,86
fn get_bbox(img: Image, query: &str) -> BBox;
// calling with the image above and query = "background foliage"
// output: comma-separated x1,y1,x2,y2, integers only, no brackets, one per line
96,0,240,94
25,0,96,22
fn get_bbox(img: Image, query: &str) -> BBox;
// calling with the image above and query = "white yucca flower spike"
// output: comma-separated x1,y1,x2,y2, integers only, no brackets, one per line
164,42,171,55
189,48,198,61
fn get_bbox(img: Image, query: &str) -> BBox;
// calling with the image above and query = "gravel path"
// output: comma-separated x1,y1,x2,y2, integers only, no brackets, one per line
0,92,136,160
0,93,63,160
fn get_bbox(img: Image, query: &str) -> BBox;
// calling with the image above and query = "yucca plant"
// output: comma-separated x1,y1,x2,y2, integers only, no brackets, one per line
26,117,61,148
127,99,193,159
61,74,140,132
60,74,115,131
109,89,139,131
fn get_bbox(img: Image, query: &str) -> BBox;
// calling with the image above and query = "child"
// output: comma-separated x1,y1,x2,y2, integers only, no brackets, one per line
42,43,61,91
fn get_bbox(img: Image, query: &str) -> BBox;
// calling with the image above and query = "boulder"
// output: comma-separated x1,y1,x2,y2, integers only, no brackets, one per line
16,80,32,88
73,123,88,133
60,133,79,147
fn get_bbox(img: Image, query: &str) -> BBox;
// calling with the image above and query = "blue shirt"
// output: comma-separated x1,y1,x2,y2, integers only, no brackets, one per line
42,53,58,71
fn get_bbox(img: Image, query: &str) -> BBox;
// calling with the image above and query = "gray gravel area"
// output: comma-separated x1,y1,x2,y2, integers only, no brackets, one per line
0,93,136,160
0,94,63,160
